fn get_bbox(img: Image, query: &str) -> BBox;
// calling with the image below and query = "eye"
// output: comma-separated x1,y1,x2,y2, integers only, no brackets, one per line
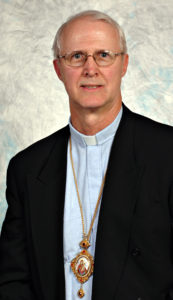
98,51,110,58
71,52,84,60
96,51,111,61
100,52,109,58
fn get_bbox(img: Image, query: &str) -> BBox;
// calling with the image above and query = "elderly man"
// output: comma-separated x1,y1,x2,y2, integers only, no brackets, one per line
0,10,173,300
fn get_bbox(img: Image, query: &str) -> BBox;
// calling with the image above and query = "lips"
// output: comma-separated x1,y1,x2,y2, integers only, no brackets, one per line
82,85,100,88
80,84,103,89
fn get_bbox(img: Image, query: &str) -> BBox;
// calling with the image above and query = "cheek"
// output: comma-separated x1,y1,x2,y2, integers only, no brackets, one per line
106,70,114,82
62,70,81,96
108,66,123,85
103,69,120,87
63,69,80,85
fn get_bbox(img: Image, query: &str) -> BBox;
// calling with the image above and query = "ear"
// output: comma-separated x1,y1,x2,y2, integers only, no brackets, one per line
121,54,129,77
53,59,63,80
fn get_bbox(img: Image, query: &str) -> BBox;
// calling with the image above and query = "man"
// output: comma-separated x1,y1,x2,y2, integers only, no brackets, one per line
0,9,173,300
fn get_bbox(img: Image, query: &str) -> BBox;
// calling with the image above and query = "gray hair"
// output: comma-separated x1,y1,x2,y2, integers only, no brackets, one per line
52,10,127,58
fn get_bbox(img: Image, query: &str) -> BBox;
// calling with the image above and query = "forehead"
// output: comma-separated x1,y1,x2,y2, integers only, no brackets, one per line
59,17,120,52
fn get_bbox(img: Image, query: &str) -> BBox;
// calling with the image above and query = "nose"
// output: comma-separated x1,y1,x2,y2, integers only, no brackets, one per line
82,55,99,77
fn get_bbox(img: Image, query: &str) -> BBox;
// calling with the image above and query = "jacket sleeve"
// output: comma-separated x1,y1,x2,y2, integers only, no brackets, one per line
0,158,36,300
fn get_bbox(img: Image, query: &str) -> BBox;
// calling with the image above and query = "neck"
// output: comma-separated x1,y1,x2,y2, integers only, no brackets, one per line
70,101,122,135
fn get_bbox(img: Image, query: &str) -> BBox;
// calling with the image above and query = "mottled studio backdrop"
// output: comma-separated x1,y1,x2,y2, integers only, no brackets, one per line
0,0,173,230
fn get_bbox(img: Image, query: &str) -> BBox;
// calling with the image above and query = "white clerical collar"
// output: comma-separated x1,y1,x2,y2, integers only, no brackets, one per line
69,106,123,146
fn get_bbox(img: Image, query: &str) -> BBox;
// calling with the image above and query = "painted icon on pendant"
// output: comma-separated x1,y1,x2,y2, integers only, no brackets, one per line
76,257,89,276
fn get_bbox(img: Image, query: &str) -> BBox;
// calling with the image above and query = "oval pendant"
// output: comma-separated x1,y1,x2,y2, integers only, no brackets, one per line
71,249,94,284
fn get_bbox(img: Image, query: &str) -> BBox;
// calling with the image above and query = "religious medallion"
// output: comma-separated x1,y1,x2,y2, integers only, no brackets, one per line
71,249,94,284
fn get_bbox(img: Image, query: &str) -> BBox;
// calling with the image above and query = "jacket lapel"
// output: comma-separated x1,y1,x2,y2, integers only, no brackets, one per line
26,126,69,300
92,106,142,300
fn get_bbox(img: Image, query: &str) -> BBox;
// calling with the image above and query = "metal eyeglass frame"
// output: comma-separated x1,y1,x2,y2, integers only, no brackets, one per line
57,50,124,67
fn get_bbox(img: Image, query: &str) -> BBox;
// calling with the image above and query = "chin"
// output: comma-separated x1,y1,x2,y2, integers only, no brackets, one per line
78,97,107,109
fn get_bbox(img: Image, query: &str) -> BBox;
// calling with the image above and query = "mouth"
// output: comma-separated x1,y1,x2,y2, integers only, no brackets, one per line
80,84,103,90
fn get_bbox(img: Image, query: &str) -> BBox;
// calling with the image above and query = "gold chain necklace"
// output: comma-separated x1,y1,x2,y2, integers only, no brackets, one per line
69,136,106,298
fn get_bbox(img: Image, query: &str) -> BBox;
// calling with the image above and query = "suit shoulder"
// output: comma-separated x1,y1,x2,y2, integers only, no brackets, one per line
132,110,173,143
126,108,173,164
9,125,69,174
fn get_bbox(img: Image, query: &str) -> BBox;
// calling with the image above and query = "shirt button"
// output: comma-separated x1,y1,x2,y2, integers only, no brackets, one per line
131,247,141,257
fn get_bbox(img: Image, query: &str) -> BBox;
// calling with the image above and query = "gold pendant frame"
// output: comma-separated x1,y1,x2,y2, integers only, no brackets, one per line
71,249,94,284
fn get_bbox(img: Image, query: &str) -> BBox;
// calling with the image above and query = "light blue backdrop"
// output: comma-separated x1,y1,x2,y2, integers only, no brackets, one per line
0,0,173,230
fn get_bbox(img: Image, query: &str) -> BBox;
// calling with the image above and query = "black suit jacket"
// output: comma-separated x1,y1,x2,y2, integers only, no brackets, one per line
0,105,173,300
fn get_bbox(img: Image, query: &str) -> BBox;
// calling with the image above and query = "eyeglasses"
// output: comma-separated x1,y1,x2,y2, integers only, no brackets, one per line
58,50,124,67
